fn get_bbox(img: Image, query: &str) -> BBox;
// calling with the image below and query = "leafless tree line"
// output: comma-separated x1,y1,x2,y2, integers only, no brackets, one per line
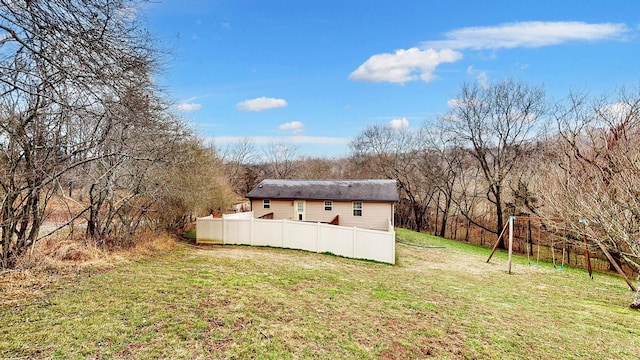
220,80,640,307
0,0,232,268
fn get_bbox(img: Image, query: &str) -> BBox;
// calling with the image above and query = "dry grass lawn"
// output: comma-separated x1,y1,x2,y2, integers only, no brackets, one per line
1,228,639,359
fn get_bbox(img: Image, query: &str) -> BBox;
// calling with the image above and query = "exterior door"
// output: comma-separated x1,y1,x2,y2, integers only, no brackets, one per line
294,200,305,221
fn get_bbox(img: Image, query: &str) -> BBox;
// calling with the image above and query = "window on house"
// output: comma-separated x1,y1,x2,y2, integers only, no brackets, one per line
353,201,362,216
324,201,332,211
263,199,271,209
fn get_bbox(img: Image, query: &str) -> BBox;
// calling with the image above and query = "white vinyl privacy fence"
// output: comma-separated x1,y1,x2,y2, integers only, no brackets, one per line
196,212,395,264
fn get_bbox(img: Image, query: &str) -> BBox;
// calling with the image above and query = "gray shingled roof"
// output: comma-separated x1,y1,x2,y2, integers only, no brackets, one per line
247,179,399,202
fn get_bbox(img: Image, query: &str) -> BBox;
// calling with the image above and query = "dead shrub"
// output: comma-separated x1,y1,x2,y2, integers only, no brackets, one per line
128,231,178,257
52,240,92,262
3,232,178,305
10,232,176,275
13,236,112,272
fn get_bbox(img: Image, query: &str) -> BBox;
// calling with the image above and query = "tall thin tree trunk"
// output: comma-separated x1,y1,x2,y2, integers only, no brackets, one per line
528,220,533,258
439,190,452,239
465,218,470,242
453,215,458,240
433,193,440,236
495,194,505,249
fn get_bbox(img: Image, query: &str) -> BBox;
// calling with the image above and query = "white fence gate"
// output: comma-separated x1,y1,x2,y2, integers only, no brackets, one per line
196,212,395,264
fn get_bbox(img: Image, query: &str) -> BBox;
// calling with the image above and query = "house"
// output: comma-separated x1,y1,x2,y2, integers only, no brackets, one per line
246,179,398,231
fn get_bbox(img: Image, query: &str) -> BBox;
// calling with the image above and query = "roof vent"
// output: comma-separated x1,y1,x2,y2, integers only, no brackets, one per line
259,184,263,188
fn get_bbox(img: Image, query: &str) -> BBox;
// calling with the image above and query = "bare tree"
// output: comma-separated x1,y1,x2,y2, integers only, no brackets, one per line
262,142,300,179
0,0,163,267
152,139,235,233
351,125,437,231
542,88,640,308
296,157,342,180
82,100,194,242
219,138,257,196
442,80,546,247
420,126,468,238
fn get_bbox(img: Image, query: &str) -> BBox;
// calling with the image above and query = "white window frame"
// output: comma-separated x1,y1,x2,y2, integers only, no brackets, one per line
263,199,271,209
324,200,332,211
353,201,363,216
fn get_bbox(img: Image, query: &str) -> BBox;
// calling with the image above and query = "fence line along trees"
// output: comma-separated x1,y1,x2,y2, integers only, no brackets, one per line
542,88,640,308
441,80,547,248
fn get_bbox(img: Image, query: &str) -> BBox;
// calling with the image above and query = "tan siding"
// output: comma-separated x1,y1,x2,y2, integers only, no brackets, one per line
251,198,393,231
330,201,391,230
305,200,336,222
252,199,295,220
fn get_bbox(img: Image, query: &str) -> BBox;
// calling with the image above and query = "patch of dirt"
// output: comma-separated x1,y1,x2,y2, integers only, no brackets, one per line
395,242,558,277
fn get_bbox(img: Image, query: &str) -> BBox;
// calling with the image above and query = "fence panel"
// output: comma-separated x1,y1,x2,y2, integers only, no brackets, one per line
284,221,318,252
224,219,251,245
355,227,396,264
224,212,254,220
318,224,355,258
253,219,282,247
195,216,395,264
196,216,223,243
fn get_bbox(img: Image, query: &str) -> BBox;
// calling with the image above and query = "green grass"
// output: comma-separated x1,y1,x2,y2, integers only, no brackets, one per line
2,228,640,359
184,229,197,240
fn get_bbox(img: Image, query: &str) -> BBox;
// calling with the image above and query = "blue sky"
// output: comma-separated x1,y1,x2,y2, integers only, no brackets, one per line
143,0,640,158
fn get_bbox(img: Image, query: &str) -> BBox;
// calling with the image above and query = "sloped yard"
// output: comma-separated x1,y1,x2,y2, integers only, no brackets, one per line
2,229,639,359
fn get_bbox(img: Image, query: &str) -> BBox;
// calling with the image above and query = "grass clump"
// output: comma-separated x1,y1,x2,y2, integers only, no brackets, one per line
2,228,639,359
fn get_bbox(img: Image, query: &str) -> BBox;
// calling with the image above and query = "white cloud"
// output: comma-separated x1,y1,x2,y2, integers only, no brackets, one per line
279,121,304,134
477,71,488,89
422,21,629,50
447,99,463,108
389,117,410,129
212,135,350,145
467,65,489,88
176,103,202,112
236,97,288,112
349,47,462,84
350,21,628,86
177,94,210,111
600,102,634,120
